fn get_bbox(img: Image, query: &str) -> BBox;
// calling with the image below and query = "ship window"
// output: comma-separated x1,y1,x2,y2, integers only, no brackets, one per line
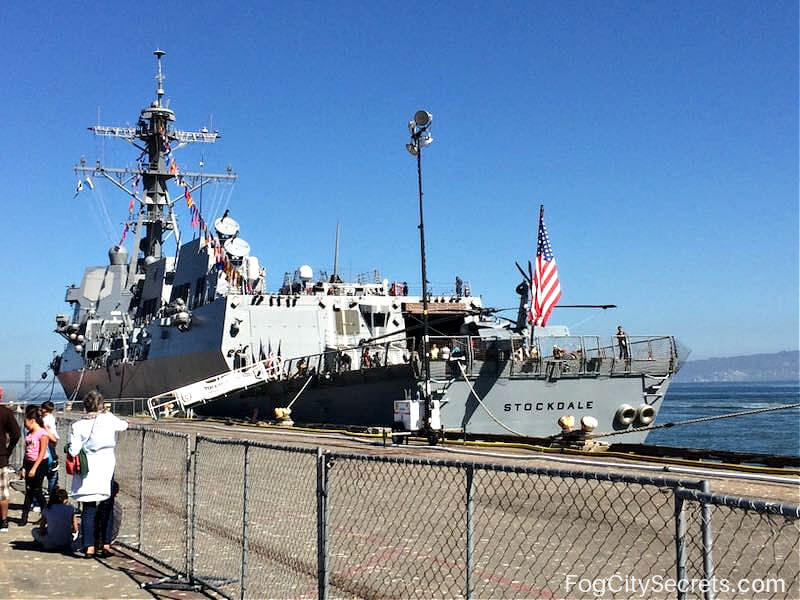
335,309,360,335
358,306,387,330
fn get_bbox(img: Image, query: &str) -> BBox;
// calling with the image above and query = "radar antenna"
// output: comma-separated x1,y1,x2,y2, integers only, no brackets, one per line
154,48,166,106
74,50,237,304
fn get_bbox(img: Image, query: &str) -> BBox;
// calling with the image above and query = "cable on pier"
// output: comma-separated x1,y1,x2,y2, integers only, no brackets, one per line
588,402,800,440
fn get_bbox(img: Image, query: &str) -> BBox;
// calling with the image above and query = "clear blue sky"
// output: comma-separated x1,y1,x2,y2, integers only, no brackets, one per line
0,1,796,379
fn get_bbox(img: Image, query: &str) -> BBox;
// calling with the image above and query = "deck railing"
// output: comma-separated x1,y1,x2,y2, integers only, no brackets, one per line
429,334,678,379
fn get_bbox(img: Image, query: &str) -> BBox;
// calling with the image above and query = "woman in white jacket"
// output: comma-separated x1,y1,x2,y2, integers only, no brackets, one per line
68,391,128,557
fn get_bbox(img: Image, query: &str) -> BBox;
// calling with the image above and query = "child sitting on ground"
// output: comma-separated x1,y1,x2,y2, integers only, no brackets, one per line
32,487,77,552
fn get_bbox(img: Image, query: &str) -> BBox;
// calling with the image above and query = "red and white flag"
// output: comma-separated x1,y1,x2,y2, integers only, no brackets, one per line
529,205,561,327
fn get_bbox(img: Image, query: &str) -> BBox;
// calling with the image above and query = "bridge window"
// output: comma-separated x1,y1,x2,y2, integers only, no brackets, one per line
335,309,360,335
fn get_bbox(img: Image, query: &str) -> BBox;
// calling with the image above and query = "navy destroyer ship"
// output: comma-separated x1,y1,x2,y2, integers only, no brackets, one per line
53,51,682,442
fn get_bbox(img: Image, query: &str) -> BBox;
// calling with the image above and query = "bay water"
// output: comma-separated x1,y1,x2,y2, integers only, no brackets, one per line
647,381,800,456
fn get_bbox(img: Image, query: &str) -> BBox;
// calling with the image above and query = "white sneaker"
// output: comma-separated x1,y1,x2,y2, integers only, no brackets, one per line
32,506,41,513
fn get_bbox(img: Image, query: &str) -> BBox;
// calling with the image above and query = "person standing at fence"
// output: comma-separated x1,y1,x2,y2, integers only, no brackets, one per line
68,391,128,558
616,325,630,359
0,389,21,533
40,401,60,496
20,405,49,525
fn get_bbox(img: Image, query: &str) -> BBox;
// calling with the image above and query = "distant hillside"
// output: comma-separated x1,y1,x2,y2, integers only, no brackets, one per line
675,350,799,383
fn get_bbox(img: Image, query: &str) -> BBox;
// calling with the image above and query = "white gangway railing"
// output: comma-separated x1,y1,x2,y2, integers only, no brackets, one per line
147,356,284,420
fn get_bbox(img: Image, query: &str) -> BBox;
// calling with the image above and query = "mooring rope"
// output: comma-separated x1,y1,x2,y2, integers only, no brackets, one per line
457,361,527,437
287,375,315,410
588,403,800,440
68,368,87,403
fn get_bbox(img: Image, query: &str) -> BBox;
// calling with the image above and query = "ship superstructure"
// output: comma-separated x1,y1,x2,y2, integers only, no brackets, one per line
54,52,681,443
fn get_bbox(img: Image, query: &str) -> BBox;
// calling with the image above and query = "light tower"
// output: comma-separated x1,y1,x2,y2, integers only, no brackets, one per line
406,110,435,437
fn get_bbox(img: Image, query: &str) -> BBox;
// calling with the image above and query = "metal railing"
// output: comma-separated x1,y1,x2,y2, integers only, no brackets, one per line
7,412,798,599
61,398,150,416
429,334,678,379
281,338,413,379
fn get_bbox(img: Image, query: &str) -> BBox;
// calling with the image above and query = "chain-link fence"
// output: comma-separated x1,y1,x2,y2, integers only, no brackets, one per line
323,456,706,600
5,412,799,599
192,438,320,599
678,487,800,600
44,414,190,579
9,410,24,470
183,439,799,600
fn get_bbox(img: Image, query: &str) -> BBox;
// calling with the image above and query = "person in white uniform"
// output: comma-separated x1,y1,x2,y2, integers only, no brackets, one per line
68,391,128,557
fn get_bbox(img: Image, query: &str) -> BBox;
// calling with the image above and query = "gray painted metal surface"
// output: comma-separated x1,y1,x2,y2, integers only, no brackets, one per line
53,51,681,443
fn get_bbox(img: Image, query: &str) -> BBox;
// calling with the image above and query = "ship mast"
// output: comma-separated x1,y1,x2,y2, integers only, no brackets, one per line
75,50,236,304
332,222,341,280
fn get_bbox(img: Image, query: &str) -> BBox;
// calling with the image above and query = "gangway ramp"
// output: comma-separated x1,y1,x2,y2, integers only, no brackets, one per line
147,357,284,420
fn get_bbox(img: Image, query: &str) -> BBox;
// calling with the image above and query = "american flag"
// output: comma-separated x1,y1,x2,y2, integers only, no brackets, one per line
529,205,562,327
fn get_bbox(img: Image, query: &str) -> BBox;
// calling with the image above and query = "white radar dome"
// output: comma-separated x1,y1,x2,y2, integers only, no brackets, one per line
298,265,313,281
108,245,129,266
224,237,251,258
214,216,240,238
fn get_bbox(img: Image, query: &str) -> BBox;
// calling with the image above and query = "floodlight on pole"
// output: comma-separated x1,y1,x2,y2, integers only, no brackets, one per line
414,110,433,129
407,109,435,440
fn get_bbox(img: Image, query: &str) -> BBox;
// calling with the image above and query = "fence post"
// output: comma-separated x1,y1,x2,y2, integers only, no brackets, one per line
674,489,687,600
138,429,146,551
240,442,250,600
700,480,715,600
316,448,330,600
465,464,475,600
184,434,191,580
190,437,198,583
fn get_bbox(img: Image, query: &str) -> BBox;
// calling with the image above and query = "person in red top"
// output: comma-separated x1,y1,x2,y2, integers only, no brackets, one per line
0,387,21,532
21,405,49,525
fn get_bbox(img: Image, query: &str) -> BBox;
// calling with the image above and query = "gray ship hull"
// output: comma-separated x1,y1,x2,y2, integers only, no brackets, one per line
57,350,229,401
59,361,669,443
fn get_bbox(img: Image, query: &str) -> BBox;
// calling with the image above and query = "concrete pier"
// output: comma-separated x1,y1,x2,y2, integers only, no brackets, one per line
0,488,204,600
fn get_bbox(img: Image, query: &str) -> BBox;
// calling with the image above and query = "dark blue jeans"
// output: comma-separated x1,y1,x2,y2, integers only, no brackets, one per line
46,458,59,495
22,459,47,519
80,497,113,550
